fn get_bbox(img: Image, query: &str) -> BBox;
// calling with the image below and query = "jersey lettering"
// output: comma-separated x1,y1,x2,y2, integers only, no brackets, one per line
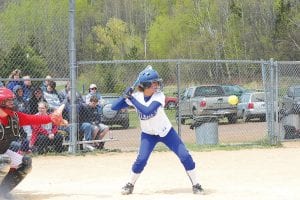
138,109,157,120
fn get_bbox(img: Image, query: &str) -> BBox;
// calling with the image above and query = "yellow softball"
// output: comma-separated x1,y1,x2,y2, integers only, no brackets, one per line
228,95,239,105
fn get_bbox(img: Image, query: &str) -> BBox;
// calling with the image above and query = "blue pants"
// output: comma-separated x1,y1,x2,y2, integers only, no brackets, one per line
132,128,196,173
80,123,93,141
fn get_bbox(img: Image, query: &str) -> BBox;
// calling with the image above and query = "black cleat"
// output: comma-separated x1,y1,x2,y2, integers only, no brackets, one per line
192,183,204,194
121,182,134,195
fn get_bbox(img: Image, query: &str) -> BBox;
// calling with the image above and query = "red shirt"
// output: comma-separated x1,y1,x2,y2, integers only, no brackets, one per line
0,108,53,146
30,113,58,146
0,108,52,127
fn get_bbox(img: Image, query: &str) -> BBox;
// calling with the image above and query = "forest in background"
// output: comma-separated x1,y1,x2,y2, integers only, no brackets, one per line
0,0,299,91
0,0,299,60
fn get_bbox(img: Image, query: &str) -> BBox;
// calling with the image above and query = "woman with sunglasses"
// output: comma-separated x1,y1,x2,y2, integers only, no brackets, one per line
27,87,47,114
85,84,102,105
112,66,204,195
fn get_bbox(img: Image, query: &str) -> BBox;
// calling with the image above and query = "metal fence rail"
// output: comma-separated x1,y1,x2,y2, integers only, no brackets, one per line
1,0,299,154
75,59,268,152
1,58,300,153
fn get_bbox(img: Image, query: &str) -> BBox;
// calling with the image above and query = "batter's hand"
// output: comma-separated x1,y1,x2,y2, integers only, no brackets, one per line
122,87,133,99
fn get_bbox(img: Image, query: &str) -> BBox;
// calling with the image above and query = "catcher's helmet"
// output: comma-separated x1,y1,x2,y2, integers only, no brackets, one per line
138,65,163,90
0,87,15,107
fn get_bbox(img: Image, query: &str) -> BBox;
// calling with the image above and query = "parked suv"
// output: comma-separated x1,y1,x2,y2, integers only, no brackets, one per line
221,84,247,99
101,94,130,129
237,91,266,122
178,85,238,124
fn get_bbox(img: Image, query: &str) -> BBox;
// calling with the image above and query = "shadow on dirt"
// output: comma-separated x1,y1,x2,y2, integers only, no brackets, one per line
13,191,111,200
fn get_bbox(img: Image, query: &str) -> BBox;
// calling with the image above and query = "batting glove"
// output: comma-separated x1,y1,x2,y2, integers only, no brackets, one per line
122,87,134,99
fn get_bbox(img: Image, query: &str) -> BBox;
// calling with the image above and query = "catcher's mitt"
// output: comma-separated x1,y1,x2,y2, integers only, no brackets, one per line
0,108,8,117
50,104,68,126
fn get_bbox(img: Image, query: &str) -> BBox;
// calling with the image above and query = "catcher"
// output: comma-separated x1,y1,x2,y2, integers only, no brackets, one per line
0,87,67,199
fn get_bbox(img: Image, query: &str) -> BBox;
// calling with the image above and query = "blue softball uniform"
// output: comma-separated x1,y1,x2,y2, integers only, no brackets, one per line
112,91,196,173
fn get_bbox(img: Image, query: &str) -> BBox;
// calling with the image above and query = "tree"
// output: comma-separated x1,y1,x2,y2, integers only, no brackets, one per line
2,43,48,79
82,18,143,60
0,0,69,76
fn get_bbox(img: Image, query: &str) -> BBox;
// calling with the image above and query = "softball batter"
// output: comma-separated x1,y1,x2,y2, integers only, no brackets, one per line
112,66,204,195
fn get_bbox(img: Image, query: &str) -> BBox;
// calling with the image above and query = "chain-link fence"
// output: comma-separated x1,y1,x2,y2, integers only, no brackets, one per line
1,1,300,154
277,61,300,142
0,0,70,155
0,1,70,79
1,57,299,154
70,60,299,153
74,60,269,152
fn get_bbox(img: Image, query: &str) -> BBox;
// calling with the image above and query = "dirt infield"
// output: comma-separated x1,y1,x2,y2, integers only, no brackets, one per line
12,141,300,200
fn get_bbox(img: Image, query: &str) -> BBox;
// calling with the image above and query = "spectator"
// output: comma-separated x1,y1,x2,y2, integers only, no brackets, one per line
13,85,27,113
43,80,62,111
59,81,70,102
27,87,47,114
6,69,23,91
30,101,64,154
85,83,102,106
22,75,33,102
0,80,4,87
82,95,110,149
41,75,52,92
59,81,83,104
61,91,95,151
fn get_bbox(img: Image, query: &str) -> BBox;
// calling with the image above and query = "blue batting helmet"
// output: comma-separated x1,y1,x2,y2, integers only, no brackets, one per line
138,65,163,90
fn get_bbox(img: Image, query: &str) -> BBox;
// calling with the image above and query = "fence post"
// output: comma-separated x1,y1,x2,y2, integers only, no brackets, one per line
262,59,276,145
274,60,279,144
176,61,181,137
267,58,278,145
69,0,77,153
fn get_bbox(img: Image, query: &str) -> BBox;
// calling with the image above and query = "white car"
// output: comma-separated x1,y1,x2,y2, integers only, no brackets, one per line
237,92,266,122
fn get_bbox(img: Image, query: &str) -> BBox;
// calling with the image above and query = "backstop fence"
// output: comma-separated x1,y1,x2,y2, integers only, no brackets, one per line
0,1,300,154
1,59,300,153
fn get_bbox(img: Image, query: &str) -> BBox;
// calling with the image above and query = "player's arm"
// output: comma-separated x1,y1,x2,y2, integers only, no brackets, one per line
18,104,67,126
112,87,136,111
18,112,52,126
130,97,161,116
111,96,129,110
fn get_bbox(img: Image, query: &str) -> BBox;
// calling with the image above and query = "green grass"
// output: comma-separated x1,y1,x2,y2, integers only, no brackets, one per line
186,137,282,151
152,139,282,152
128,108,178,128
128,109,139,128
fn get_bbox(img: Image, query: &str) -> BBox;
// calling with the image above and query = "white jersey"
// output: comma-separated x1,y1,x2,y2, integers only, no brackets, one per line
126,91,172,137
